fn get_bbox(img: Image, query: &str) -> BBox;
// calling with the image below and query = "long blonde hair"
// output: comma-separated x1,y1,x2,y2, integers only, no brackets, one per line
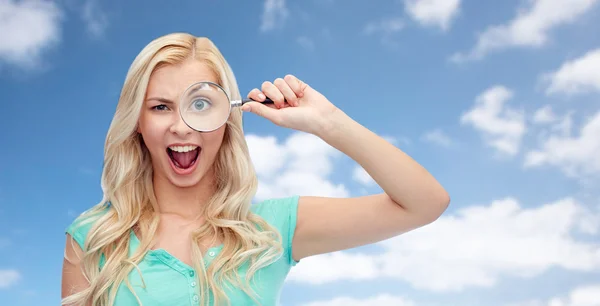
62,33,283,306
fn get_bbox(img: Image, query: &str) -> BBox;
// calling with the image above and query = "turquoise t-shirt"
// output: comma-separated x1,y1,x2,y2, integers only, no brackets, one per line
65,195,300,306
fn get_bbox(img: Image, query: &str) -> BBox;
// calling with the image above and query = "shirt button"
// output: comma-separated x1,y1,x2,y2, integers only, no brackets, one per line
190,281,196,287
189,270,194,277
208,251,215,257
193,295,199,301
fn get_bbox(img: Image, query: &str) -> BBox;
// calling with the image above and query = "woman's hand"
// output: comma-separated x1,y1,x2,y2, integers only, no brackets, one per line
243,74,340,136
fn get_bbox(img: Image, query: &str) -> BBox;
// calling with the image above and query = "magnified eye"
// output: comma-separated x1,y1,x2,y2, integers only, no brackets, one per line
189,97,212,112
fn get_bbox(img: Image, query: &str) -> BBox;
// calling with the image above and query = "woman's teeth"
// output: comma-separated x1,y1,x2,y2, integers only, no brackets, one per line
168,145,198,153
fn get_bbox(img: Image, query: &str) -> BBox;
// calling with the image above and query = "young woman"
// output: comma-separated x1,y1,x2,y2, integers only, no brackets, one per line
61,32,450,306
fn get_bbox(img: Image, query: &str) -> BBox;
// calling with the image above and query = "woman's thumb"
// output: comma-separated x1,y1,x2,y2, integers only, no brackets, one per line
242,102,281,122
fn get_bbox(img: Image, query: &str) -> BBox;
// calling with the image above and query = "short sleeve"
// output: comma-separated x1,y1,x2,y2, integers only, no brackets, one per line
65,205,110,250
251,195,300,266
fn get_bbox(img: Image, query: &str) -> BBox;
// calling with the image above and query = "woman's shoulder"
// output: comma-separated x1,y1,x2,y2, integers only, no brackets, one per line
250,195,301,237
251,195,301,266
65,202,112,250
250,195,300,224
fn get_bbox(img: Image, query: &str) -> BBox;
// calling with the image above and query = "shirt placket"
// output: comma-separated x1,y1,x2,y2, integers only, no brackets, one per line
154,250,201,305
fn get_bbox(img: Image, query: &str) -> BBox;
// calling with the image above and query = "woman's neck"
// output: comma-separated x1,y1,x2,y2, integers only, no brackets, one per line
152,171,216,221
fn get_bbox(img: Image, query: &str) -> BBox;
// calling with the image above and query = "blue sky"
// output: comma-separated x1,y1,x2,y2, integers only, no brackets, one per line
1,0,600,305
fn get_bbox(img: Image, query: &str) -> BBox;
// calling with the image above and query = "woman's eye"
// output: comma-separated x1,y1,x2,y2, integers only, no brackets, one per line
153,104,168,111
190,98,212,111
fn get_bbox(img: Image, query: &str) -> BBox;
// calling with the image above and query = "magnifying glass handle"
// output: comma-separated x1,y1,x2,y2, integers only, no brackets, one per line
241,98,275,105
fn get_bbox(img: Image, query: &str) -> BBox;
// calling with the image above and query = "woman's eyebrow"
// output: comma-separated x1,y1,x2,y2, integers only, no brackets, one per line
146,97,175,104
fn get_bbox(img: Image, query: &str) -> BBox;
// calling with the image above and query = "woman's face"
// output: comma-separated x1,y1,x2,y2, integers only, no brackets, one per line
138,59,226,188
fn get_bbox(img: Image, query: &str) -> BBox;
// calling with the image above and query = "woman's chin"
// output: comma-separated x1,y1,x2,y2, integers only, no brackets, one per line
166,167,207,188
155,160,206,188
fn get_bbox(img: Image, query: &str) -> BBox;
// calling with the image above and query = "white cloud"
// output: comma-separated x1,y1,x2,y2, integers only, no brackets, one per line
524,110,600,178
542,48,600,96
548,284,600,306
260,0,288,32
404,0,461,31
460,86,526,156
302,294,416,306
246,132,349,201
288,251,380,284
531,109,574,152
245,135,287,178
0,269,20,289
380,197,600,292
81,0,108,38
533,105,557,124
549,111,575,137
287,196,600,293
363,17,404,46
451,0,600,62
508,284,600,306
421,129,453,147
352,166,375,186
0,0,63,69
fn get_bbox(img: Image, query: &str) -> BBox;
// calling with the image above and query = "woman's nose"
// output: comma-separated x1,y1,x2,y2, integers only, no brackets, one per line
169,111,193,136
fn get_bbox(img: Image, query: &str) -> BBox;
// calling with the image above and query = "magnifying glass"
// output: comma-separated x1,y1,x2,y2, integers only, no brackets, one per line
179,81,276,132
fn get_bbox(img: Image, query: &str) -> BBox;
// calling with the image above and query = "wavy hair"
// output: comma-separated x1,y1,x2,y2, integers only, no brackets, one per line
62,33,283,306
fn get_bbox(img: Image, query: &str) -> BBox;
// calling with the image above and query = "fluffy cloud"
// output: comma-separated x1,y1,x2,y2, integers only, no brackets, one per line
0,269,20,289
460,86,526,156
524,110,600,178
451,0,599,62
379,197,600,292
404,0,461,31
260,0,288,32
246,132,349,201
352,166,375,186
541,48,600,96
0,0,63,69
363,17,404,46
532,105,557,125
287,196,600,293
421,129,453,147
302,294,416,306
508,283,600,306
81,0,108,38
547,284,600,306
301,284,600,306
287,251,380,284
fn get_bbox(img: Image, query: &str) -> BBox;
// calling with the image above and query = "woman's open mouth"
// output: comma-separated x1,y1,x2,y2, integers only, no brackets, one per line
167,145,200,172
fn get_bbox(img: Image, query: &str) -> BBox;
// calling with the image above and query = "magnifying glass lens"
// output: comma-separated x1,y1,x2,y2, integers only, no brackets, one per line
180,82,231,132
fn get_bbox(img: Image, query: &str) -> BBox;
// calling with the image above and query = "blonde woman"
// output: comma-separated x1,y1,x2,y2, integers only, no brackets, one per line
61,32,450,306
